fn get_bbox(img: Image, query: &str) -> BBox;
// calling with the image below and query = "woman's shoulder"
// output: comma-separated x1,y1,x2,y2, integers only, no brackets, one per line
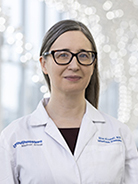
0,98,49,140
0,114,32,146
87,101,133,137
98,111,135,145
87,100,129,130
100,110,129,130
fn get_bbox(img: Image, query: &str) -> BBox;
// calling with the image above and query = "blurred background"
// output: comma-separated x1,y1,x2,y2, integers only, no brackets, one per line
0,0,138,148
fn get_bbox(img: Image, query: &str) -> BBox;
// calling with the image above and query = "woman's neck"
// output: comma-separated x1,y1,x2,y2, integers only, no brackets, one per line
45,93,86,128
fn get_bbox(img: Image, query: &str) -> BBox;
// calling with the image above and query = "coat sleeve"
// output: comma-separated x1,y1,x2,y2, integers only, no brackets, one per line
0,132,19,184
122,126,138,184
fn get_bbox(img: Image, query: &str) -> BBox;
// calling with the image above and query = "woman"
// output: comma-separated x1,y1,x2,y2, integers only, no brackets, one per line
0,20,138,184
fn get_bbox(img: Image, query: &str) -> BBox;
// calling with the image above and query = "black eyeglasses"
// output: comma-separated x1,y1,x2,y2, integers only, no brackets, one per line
42,49,97,66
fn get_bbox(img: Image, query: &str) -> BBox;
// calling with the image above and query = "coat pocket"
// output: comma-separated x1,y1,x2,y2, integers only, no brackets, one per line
80,144,124,183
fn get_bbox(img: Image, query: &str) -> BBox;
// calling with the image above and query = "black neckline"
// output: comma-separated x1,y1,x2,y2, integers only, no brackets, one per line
59,128,80,154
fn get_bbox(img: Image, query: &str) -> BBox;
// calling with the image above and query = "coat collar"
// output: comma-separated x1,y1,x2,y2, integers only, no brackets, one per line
30,98,106,158
30,98,50,126
85,100,105,124
30,98,105,127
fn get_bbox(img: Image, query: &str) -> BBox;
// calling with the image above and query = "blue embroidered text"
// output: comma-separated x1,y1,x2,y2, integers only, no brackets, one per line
98,136,122,143
13,140,43,148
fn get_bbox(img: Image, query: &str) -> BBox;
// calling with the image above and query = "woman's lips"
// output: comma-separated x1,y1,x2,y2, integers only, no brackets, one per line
64,76,81,82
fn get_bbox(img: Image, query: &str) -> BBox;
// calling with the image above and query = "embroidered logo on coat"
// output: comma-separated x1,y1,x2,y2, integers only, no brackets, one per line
97,136,122,143
13,140,43,148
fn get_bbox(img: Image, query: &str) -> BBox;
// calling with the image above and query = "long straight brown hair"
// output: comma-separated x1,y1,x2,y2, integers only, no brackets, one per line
40,20,100,108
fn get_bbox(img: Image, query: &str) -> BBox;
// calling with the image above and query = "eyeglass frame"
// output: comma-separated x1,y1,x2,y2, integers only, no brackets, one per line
42,49,97,66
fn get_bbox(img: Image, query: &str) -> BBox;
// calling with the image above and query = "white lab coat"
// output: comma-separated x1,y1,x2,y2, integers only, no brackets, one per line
0,98,138,184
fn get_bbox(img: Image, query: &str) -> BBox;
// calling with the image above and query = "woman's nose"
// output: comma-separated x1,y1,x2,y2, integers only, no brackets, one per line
68,56,80,70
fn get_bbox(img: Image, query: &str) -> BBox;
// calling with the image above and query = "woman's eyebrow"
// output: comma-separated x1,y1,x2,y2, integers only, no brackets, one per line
58,48,70,51
59,48,91,52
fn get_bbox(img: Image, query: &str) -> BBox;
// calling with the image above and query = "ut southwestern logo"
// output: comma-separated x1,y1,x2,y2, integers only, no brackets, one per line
13,140,43,148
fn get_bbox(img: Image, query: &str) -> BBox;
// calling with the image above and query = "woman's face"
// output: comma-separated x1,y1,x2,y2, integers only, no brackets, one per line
40,31,95,96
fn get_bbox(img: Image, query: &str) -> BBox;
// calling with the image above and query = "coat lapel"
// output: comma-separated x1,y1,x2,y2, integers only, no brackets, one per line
44,118,72,155
74,115,98,160
74,101,105,160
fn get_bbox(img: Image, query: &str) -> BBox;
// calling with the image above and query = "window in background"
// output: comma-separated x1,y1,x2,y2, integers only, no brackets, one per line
0,0,64,130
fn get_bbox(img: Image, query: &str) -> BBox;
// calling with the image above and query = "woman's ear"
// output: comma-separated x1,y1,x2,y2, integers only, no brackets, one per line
39,56,48,74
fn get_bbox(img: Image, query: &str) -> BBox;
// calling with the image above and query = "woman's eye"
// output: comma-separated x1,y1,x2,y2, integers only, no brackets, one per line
80,54,87,57
79,53,89,59
60,53,68,57
56,52,69,58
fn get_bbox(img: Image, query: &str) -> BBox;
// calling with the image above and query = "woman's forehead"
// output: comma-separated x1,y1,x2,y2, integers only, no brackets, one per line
50,31,92,50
